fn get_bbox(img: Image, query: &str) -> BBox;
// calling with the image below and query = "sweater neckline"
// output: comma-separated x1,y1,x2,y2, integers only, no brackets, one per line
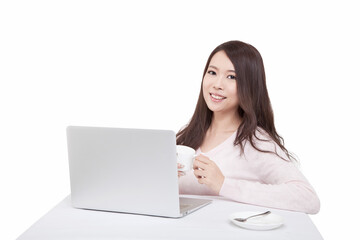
198,130,237,155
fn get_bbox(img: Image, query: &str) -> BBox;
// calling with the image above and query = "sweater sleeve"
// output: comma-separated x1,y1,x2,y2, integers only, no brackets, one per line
219,139,320,214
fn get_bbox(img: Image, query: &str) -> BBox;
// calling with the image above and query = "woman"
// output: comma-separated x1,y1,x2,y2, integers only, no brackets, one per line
176,40,320,214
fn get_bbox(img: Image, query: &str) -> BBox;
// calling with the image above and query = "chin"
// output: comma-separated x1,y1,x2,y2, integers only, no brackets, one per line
207,105,225,113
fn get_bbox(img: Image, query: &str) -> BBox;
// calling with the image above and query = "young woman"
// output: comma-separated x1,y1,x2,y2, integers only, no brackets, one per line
176,40,320,214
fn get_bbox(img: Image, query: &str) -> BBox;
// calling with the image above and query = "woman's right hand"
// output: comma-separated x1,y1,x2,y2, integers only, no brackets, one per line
177,163,185,177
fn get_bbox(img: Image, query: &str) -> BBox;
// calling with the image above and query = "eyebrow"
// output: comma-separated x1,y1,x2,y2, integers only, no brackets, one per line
209,65,236,73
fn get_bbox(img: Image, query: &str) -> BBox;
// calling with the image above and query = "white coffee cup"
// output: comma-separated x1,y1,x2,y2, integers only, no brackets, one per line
176,145,196,172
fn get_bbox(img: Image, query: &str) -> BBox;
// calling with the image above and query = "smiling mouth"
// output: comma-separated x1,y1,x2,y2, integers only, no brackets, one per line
210,93,226,101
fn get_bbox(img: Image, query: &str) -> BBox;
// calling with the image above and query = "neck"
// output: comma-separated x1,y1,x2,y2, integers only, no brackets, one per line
209,110,242,134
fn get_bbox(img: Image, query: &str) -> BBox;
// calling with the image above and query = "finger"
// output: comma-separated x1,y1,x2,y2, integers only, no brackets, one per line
193,159,208,170
193,169,206,178
197,176,208,185
195,154,212,164
178,171,185,177
177,163,184,169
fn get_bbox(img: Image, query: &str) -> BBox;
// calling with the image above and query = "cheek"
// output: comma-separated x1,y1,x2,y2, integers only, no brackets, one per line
230,88,238,98
202,78,211,95
228,83,239,102
202,77,210,89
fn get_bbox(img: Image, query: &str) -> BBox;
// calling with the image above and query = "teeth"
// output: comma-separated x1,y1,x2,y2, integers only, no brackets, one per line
211,94,226,100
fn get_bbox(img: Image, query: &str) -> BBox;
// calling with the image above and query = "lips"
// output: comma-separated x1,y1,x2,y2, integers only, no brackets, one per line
210,93,226,102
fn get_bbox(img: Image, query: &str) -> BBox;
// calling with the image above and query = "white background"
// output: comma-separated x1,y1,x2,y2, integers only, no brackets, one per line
1,0,359,239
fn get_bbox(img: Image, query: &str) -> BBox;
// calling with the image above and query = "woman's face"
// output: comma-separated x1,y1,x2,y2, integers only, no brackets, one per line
202,50,239,115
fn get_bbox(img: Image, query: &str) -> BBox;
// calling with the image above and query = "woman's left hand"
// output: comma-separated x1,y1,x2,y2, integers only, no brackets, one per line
193,154,225,194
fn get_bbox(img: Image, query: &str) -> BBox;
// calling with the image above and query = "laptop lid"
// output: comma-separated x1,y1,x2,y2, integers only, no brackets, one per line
67,126,182,217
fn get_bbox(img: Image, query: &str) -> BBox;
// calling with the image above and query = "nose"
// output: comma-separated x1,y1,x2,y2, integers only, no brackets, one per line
213,75,224,90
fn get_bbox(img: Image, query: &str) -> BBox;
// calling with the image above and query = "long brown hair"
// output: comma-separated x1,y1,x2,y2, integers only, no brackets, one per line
176,40,295,161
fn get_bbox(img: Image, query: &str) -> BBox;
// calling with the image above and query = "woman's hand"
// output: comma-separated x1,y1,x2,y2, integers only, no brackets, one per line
177,163,186,177
193,154,224,194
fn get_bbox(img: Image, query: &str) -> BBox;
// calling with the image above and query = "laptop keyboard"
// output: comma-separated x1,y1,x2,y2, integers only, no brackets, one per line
180,204,191,211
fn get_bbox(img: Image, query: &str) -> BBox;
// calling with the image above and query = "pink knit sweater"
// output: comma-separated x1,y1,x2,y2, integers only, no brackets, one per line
178,129,320,214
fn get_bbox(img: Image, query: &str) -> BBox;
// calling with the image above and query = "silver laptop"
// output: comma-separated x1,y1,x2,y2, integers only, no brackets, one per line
66,126,211,218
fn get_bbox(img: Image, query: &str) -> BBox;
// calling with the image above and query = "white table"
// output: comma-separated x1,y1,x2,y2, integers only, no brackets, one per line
17,195,323,240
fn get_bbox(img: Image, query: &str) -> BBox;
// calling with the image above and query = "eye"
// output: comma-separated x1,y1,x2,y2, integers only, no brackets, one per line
207,70,216,75
227,75,236,80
